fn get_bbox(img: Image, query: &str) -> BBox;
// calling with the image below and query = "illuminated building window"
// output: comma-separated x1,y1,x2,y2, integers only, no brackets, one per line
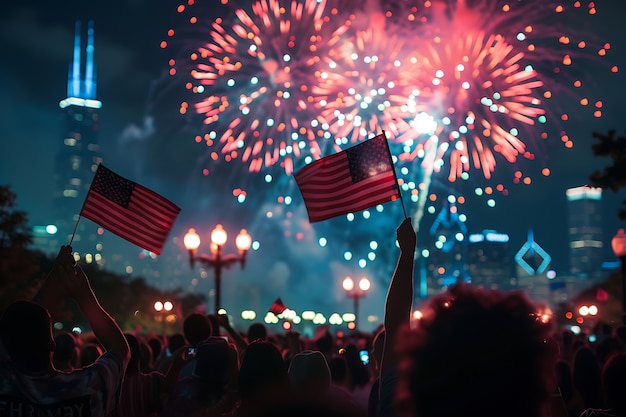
64,138,77,146
71,156,80,170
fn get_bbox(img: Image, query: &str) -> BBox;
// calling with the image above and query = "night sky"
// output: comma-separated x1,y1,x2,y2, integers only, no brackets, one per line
2,0,626,327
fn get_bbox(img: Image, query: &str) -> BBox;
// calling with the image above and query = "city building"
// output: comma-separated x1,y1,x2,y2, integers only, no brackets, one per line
466,229,514,290
566,186,604,280
421,199,469,295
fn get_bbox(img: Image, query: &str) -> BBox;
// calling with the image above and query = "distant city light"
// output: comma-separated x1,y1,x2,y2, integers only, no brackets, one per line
301,311,315,320
241,310,256,320
59,97,102,109
329,313,343,325
342,313,356,322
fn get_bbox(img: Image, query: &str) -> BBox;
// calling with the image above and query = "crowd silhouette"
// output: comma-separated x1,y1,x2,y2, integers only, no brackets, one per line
2,219,626,417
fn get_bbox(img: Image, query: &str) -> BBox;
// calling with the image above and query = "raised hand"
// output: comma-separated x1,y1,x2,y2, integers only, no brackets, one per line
35,245,130,371
54,249,94,302
396,217,416,254
55,245,75,266
33,245,75,312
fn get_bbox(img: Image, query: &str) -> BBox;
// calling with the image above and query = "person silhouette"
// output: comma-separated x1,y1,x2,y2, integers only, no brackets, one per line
0,245,129,417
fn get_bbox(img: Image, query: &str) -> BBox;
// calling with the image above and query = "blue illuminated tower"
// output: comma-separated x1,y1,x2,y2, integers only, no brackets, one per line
53,21,103,246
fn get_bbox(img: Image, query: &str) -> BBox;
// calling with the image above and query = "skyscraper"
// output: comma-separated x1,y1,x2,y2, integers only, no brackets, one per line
566,186,603,280
53,20,103,248
467,230,514,290
42,20,169,277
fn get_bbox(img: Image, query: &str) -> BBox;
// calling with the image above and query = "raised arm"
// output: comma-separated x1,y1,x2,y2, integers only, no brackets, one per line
215,313,249,354
380,217,416,376
33,245,74,316
62,251,129,366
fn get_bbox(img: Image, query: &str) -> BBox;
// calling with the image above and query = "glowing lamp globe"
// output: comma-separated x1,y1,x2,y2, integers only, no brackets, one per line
211,224,228,247
343,277,355,291
183,228,201,251
358,277,371,292
236,229,252,251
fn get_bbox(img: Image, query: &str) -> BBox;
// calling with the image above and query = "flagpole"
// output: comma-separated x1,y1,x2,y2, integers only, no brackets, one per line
70,177,91,246
69,163,102,246
381,130,408,219
69,215,81,246
69,163,104,246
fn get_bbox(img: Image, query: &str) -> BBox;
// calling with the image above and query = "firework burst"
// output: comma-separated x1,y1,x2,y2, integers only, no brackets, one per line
161,0,618,278
311,24,426,147
166,0,351,176
383,0,615,187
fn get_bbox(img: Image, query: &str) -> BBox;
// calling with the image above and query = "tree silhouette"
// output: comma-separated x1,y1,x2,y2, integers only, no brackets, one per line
0,185,42,310
0,185,32,251
590,130,626,219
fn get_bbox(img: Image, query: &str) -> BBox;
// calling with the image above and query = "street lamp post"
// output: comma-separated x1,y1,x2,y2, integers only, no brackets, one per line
342,276,371,330
154,300,173,337
183,225,252,314
611,229,626,324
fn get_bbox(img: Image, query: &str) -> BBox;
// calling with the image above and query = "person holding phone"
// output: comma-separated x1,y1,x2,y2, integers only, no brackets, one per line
178,312,213,379
160,337,239,417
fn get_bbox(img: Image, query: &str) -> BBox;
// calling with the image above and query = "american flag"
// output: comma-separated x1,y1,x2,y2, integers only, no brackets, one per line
294,133,400,223
80,164,181,255
269,298,287,315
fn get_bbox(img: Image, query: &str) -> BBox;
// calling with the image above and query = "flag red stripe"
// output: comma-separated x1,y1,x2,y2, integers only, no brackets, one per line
302,176,398,222
81,184,179,255
82,195,169,254
293,154,345,184
131,185,180,227
83,189,177,239
298,174,396,205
